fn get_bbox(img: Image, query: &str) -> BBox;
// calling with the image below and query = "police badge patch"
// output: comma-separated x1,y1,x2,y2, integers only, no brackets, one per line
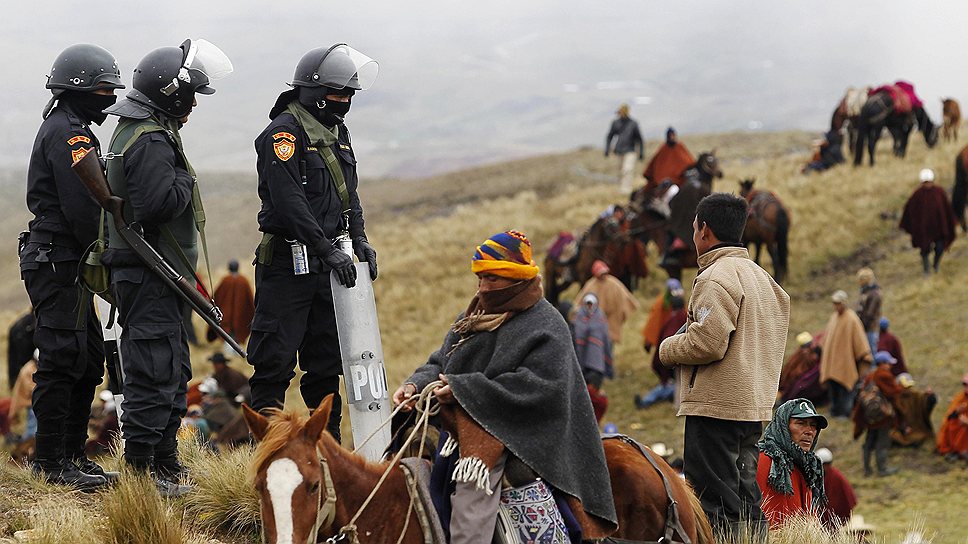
272,132,295,162
70,146,90,164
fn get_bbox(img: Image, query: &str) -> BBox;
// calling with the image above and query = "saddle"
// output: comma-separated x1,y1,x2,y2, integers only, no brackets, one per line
548,232,579,265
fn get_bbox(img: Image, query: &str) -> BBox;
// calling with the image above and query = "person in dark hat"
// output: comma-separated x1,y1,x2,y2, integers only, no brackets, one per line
756,398,828,528
642,125,696,191
209,352,249,405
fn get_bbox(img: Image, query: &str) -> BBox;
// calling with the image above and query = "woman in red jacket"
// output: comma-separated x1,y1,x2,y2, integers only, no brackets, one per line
756,398,828,529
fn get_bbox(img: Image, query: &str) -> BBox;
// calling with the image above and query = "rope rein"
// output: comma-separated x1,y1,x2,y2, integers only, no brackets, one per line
326,381,444,544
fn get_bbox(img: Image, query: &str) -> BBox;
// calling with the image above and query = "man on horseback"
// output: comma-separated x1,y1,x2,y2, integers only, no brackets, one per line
659,193,790,537
393,231,617,542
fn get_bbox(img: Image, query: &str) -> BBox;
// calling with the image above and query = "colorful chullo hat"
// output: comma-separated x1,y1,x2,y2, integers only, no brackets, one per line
471,230,539,280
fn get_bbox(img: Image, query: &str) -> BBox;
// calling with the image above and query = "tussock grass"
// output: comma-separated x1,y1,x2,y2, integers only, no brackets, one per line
26,496,102,544
180,438,261,536
101,471,184,544
0,455,60,497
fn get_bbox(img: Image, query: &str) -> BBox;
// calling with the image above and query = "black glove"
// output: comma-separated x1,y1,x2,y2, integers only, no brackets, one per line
353,238,378,281
319,242,357,288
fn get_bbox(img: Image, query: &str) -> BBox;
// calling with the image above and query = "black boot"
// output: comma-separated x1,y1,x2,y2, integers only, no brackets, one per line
875,446,899,476
154,447,189,482
126,446,192,498
66,432,119,484
32,457,108,491
921,253,931,276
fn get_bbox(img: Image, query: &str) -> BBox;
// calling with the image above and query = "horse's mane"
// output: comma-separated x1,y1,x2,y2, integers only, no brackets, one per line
251,408,309,473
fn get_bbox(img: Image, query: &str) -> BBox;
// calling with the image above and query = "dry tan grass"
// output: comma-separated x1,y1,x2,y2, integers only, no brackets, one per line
179,438,260,536
101,471,184,544
25,496,103,544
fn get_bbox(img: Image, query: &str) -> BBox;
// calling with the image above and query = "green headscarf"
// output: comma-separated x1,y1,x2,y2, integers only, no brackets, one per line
756,399,826,508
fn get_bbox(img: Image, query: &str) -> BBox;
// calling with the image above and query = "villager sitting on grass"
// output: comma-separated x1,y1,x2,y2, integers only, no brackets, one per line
936,372,968,461
890,373,937,448
814,447,857,529
756,398,828,529
635,293,686,409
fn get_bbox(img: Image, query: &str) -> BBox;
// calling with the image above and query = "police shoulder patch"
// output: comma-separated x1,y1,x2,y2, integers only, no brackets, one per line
70,146,91,164
272,132,296,142
273,140,295,162
67,135,91,146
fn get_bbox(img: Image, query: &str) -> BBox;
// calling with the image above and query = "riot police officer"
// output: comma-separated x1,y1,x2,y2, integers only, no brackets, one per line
247,44,379,441
21,44,124,491
101,39,232,496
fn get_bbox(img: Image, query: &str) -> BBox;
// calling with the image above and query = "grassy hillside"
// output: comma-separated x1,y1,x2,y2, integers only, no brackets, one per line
2,128,968,542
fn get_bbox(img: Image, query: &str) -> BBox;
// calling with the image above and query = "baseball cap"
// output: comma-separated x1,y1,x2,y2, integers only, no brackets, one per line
874,351,897,365
788,399,829,429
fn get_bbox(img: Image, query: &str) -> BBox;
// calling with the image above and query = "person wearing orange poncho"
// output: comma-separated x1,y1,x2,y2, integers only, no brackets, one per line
937,372,968,460
642,127,695,190
206,260,255,346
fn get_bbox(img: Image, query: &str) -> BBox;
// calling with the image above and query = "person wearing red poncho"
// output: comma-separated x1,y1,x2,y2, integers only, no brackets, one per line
899,168,957,275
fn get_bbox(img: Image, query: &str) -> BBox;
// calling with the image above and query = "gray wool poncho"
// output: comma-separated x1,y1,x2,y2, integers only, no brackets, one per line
407,298,618,526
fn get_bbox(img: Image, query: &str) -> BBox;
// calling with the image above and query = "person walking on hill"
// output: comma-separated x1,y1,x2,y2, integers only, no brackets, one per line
820,290,873,419
206,259,255,352
659,192,791,536
876,317,908,376
936,372,968,461
247,45,380,445
855,267,882,354
573,260,639,344
642,126,695,190
573,293,613,422
852,351,902,476
899,168,957,275
21,44,125,491
604,103,644,193
756,399,828,529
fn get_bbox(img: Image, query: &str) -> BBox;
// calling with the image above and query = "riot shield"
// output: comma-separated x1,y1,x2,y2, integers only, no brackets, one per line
331,262,391,461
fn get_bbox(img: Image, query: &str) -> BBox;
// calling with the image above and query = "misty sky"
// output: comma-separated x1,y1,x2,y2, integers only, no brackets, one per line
2,2,965,178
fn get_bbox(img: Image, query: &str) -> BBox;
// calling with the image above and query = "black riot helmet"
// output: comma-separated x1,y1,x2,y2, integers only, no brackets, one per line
291,44,378,93
46,44,125,93
123,39,233,118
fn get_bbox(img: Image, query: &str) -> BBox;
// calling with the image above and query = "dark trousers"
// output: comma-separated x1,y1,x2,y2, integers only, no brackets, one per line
828,381,853,417
920,238,946,272
248,263,342,438
23,262,104,460
683,416,766,536
112,266,191,455
863,426,892,471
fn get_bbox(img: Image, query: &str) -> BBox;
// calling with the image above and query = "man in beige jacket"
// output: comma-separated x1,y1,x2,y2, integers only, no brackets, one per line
659,192,791,537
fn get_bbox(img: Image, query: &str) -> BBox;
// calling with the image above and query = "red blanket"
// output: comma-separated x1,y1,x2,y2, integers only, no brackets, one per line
899,185,957,251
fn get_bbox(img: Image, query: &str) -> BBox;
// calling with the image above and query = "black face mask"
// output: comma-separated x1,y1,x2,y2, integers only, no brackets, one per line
297,87,351,126
60,91,117,125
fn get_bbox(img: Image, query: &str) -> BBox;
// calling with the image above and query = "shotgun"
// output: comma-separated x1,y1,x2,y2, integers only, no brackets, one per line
72,148,247,358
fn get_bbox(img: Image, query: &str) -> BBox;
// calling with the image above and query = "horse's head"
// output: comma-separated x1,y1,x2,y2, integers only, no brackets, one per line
915,106,940,148
243,396,337,544
697,151,723,180
738,178,755,198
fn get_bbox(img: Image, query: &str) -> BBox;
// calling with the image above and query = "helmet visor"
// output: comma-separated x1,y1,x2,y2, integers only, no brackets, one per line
318,44,378,90
184,39,234,81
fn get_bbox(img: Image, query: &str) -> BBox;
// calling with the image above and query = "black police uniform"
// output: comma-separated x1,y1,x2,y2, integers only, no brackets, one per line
102,113,195,464
20,102,105,465
247,104,366,440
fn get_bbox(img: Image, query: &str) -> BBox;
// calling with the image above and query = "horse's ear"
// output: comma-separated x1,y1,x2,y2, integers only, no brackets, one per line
242,403,270,442
305,394,335,443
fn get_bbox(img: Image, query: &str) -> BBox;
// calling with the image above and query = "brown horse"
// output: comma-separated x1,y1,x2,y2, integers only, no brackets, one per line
738,179,790,283
243,396,714,544
954,145,968,233
943,98,961,142
627,151,722,280
543,209,645,306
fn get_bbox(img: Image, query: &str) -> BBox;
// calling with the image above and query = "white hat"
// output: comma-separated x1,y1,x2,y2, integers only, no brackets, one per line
650,442,674,458
843,513,876,533
919,168,935,183
815,447,833,464
831,290,849,304
582,293,598,305
98,390,114,402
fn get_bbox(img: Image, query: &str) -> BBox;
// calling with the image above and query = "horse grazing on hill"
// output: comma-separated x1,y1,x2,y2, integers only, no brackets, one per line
954,145,968,234
243,396,714,544
853,86,939,166
543,208,647,306
739,179,791,283
831,86,871,151
628,151,722,280
943,98,961,142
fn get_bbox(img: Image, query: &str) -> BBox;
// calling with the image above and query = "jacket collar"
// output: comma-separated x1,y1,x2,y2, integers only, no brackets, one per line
697,244,750,271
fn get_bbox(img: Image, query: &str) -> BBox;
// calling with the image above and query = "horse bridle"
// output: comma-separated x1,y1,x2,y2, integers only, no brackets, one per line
258,445,338,544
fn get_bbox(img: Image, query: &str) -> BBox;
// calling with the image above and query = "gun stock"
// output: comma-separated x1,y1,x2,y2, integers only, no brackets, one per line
70,147,247,358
